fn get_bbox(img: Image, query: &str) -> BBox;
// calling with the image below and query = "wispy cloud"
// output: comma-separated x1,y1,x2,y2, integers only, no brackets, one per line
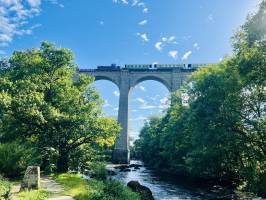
0,0,62,47
113,0,128,4
139,86,146,91
137,33,149,42
113,90,120,97
155,42,163,51
193,42,200,50
155,36,177,51
168,50,178,59
103,100,111,107
207,14,214,21
138,19,147,26
130,115,147,121
136,97,146,104
182,51,192,60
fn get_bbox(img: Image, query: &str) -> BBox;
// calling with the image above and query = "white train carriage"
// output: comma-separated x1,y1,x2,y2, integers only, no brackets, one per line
125,64,152,70
154,64,185,70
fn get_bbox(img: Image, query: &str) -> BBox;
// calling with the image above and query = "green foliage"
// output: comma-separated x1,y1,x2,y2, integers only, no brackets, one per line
86,180,139,200
0,42,120,173
88,162,107,181
0,175,11,199
53,173,139,200
0,142,39,178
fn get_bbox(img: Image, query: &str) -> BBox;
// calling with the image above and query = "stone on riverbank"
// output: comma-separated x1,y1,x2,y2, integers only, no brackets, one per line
127,180,154,200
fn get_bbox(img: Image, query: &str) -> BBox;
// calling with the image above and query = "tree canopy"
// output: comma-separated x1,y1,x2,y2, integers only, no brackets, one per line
0,42,120,173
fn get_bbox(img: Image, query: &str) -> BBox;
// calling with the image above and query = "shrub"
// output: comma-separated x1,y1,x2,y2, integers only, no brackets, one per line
0,175,11,199
86,180,140,200
0,142,38,177
89,162,107,181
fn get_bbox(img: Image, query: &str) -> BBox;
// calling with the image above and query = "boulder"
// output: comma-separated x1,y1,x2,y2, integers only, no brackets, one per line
120,168,131,172
107,169,117,176
129,164,142,168
20,166,40,191
127,181,154,200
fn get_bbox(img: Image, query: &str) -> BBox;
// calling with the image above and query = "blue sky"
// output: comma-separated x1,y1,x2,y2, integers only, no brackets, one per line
0,0,260,142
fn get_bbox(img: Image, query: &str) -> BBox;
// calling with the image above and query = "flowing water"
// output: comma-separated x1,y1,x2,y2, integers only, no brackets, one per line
111,160,265,200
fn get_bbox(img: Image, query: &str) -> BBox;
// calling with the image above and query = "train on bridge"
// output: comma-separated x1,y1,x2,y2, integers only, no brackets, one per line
96,63,209,71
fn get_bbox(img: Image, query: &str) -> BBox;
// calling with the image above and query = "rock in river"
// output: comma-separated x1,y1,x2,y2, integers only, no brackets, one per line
127,180,154,200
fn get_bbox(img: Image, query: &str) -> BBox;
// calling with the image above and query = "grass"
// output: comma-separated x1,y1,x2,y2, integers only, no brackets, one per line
53,173,140,200
53,173,88,198
17,190,49,200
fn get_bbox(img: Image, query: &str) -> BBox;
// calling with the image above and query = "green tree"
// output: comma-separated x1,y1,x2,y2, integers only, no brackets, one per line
0,42,120,172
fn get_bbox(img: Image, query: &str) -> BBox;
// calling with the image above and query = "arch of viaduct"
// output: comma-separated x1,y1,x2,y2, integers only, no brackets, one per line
79,68,192,164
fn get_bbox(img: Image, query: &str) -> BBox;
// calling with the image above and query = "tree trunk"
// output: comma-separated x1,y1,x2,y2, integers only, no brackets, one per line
57,148,69,173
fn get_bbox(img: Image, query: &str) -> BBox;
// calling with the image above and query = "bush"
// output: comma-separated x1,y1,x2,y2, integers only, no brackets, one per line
86,180,140,200
0,175,11,199
0,142,38,177
88,162,107,181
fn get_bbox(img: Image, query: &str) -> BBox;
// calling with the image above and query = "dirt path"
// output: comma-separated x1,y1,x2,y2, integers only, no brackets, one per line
10,177,74,200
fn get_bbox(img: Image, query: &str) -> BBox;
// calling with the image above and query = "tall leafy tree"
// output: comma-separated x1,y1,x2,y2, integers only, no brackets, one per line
0,42,120,172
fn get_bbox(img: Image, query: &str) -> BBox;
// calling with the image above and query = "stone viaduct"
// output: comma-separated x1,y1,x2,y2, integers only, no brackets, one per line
79,67,195,164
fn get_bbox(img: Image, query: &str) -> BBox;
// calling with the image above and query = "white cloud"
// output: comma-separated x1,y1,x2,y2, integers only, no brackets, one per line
113,107,119,111
139,86,146,91
193,42,200,50
140,104,156,109
155,36,177,52
47,0,64,8
168,36,175,43
137,2,145,7
160,96,168,105
103,100,111,107
208,14,214,21
155,42,162,51
138,19,147,26
100,21,104,25
130,115,147,121
27,0,41,7
113,0,128,4
121,0,129,4
0,0,60,47
168,50,178,59
143,8,148,13
162,37,167,42
113,90,120,97
136,97,146,104
132,0,140,6
137,33,149,42
182,51,192,60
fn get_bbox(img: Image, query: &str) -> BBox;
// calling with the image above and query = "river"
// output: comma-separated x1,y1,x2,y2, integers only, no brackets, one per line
110,160,265,200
